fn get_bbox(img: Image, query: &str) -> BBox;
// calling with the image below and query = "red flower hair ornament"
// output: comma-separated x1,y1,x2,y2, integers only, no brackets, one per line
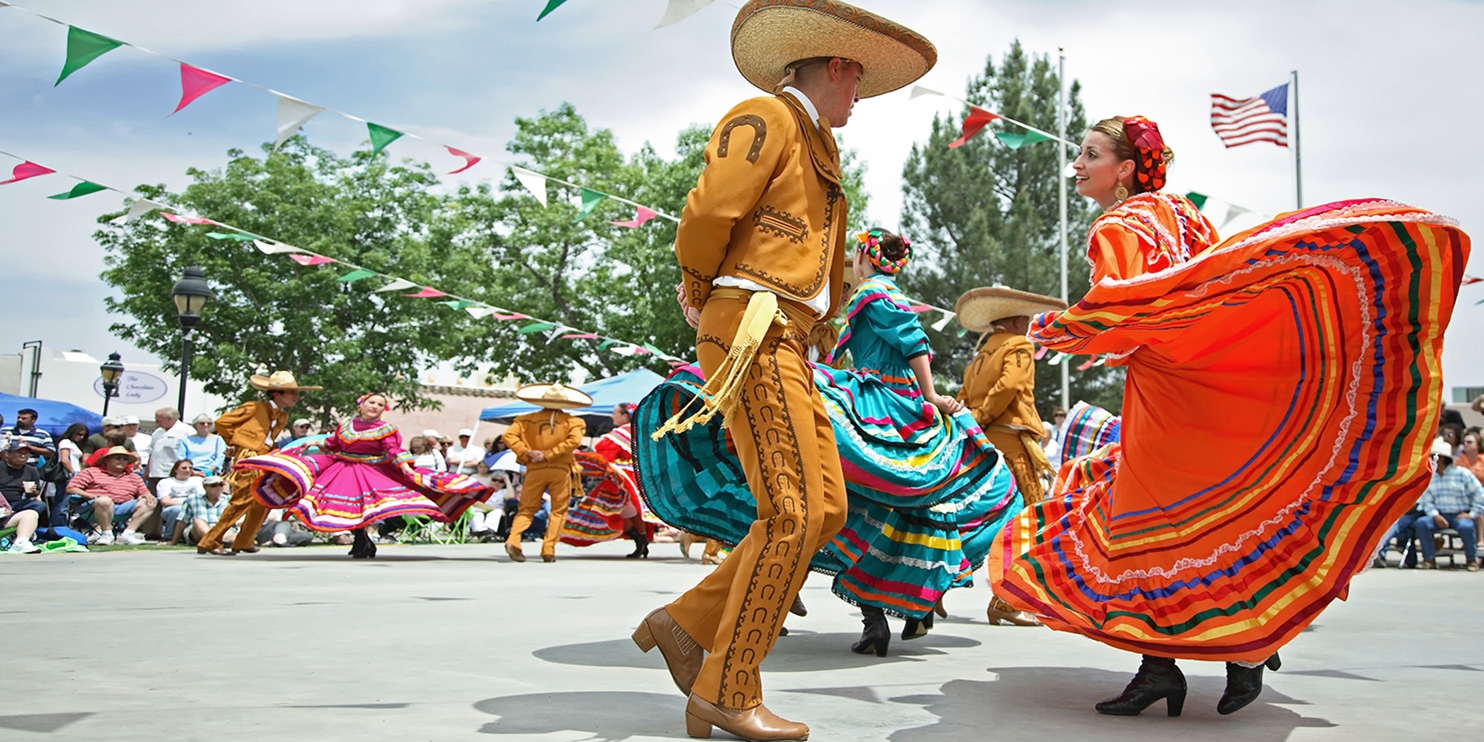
1122,115,1168,192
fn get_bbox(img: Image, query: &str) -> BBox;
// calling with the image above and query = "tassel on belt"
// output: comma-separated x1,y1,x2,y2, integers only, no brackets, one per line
986,424,1055,475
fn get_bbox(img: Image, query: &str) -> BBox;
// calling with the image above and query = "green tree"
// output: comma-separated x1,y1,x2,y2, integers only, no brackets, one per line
898,41,1124,413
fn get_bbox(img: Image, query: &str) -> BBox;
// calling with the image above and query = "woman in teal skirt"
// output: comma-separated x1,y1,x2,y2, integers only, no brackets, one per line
635,229,1024,656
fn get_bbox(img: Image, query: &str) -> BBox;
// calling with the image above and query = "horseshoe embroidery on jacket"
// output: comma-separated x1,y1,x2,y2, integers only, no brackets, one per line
717,115,767,163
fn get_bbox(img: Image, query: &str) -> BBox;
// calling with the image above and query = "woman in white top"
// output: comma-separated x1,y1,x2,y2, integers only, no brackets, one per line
56,423,88,476
407,435,446,472
156,459,204,542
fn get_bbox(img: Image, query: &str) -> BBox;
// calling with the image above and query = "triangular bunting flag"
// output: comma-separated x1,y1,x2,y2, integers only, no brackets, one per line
172,64,232,115
493,313,531,321
576,187,606,219
403,287,448,298
597,339,621,351
56,26,123,86
1048,352,1067,366
1076,357,1096,371
949,106,999,149
437,299,477,310
561,333,601,340
47,181,107,200
536,0,569,20
337,268,378,283
1094,357,1107,367
367,123,403,157
160,212,217,225
655,0,713,27
518,321,558,334
206,232,257,242
610,206,659,229
510,167,548,206
1220,205,1252,230
373,278,416,293
930,311,955,332
909,85,943,100
287,254,336,266
1185,191,1208,211
1033,345,1049,360
275,96,324,151
643,343,664,356
114,198,164,223
466,306,500,319
0,161,55,185
1462,276,1482,285
445,146,481,174
994,130,1053,150
253,239,306,255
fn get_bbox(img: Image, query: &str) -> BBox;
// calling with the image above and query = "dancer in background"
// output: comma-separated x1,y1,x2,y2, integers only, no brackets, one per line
562,403,662,558
502,383,589,563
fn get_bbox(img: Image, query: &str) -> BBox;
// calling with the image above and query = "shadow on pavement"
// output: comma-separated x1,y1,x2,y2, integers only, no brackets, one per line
534,631,982,673
885,669,1336,741
474,691,682,741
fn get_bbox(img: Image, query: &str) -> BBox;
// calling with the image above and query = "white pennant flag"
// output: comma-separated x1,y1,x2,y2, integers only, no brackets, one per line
466,306,499,319
1219,204,1252,230
275,96,325,151
114,198,165,224
373,278,416,293
930,311,955,332
253,239,306,255
510,167,549,207
1048,352,1067,366
655,0,713,27
909,85,943,100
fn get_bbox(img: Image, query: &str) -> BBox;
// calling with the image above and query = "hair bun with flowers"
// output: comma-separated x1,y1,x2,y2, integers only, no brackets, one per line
1121,115,1168,192
856,229,912,275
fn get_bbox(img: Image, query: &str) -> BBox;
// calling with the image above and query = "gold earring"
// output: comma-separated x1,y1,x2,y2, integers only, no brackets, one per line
1114,183,1129,202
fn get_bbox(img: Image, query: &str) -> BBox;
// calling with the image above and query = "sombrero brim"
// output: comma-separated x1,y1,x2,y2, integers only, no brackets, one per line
515,384,595,410
248,375,323,392
731,0,937,99
956,287,1068,334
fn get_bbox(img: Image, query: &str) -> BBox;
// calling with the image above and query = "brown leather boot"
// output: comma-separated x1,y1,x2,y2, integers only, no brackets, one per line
631,607,703,695
684,694,808,740
505,543,526,562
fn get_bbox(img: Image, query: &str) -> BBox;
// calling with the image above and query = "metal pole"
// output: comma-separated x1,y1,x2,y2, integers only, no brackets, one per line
1292,69,1302,209
178,330,192,416
1058,49,1070,411
21,340,42,397
102,388,113,417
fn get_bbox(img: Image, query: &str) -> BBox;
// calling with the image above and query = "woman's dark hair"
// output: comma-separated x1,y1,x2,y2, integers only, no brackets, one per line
170,459,194,478
61,423,88,442
870,229,910,262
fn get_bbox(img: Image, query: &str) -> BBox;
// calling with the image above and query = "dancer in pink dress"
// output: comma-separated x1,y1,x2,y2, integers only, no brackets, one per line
236,393,493,558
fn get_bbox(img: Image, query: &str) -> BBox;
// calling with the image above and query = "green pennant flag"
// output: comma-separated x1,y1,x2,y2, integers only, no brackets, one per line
993,130,1053,150
367,123,403,157
576,187,606,219
956,326,970,338
438,299,476,310
337,268,378,283
206,232,257,242
47,181,107,200
56,26,123,86
597,339,621,351
1185,192,1208,211
518,321,558,334
643,343,664,356
536,0,569,20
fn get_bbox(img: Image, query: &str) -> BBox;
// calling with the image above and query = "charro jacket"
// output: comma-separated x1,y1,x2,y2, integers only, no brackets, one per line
676,91,850,315
503,410,586,471
959,332,1045,439
215,400,289,458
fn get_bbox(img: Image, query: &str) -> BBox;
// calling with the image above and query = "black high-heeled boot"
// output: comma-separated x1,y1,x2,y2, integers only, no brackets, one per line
625,528,649,559
1095,655,1187,717
902,608,934,640
1218,654,1277,715
350,529,376,559
850,605,891,657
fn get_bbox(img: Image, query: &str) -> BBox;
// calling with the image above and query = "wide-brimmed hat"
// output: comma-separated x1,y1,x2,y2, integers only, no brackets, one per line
98,446,139,466
1432,437,1455,460
730,0,937,99
248,370,322,392
515,383,594,410
956,287,1068,334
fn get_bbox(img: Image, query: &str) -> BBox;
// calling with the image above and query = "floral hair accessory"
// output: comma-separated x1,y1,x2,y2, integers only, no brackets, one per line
855,229,912,275
622,403,638,417
1122,115,1167,192
356,392,390,408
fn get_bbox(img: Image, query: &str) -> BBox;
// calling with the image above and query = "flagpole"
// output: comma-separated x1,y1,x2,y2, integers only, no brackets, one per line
1058,48,1070,411
1292,69,1303,209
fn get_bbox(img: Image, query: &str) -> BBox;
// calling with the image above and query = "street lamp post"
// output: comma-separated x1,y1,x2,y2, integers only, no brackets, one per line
170,266,214,416
99,352,125,417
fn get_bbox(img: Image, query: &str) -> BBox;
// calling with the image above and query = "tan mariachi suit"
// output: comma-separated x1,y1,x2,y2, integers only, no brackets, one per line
665,90,850,711
199,400,289,551
502,409,585,557
959,332,1050,505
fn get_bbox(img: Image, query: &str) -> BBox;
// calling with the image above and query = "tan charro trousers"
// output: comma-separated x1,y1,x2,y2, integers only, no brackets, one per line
984,431,1045,506
199,477,269,551
505,465,573,556
664,294,848,710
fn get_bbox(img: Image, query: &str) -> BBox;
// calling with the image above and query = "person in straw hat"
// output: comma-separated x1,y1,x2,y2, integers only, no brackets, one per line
634,2,935,738
501,382,591,563
195,370,319,557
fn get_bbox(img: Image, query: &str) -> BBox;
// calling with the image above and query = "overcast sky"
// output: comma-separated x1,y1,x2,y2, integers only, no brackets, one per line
3,0,1481,393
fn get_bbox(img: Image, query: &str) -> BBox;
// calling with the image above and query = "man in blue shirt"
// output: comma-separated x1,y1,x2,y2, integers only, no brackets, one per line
1414,436,1484,571
2,408,55,467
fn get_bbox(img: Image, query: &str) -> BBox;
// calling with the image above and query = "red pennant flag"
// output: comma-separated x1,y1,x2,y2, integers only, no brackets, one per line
173,64,232,115
0,161,56,185
1076,357,1097,371
403,287,448,298
909,304,934,314
446,146,481,174
288,254,336,266
949,107,1000,149
561,333,601,340
493,312,531,321
1033,345,1048,360
1463,275,1482,285
161,212,219,225
609,206,660,229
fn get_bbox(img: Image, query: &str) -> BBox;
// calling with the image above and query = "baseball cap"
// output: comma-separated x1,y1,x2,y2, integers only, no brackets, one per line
293,418,311,427
202,475,226,486
458,428,474,438
4,440,27,453
121,415,140,425
422,429,440,438
100,416,122,426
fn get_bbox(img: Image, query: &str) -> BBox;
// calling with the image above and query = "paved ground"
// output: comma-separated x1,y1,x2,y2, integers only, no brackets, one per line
2,541,1481,741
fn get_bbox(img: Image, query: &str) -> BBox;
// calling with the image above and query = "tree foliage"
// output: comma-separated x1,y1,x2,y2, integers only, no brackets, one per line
898,41,1124,414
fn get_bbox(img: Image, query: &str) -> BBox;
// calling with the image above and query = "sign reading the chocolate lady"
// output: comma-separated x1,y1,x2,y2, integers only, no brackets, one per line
93,371,168,404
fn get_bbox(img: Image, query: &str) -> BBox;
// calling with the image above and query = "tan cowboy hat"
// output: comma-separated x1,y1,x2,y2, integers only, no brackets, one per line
515,382,594,410
955,287,1068,334
248,370,323,392
98,446,139,466
730,0,937,99
1432,437,1455,460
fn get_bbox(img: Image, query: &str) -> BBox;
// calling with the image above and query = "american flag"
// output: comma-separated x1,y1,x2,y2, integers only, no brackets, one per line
1210,83,1289,148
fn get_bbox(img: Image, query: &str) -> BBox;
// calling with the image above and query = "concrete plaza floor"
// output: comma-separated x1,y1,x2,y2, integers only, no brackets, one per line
2,540,1480,741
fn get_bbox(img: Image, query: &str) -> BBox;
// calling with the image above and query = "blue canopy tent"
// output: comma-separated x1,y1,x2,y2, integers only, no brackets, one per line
480,369,667,435
0,392,103,439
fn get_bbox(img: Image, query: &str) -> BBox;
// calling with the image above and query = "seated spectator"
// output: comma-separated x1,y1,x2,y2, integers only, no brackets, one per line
275,419,313,449
1374,502,1423,568
156,460,204,542
84,429,136,469
1457,431,1484,486
83,417,133,456
447,429,480,475
66,446,157,546
466,462,513,541
255,509,314,548
1414,437,1483,571
0,441,45,553
177,414,226,476
409,434,446,472
171,474,232,546
53,423,89,527
2,408,55,467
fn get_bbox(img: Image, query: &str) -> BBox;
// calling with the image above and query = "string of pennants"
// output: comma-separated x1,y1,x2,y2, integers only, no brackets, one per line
538,0,723,27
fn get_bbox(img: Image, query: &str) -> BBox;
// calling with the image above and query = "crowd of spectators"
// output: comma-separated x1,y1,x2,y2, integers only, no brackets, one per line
1373,406,1484,572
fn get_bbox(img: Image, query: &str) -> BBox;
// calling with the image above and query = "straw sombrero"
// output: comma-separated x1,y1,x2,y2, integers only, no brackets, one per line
731,0,937,99
248,370,322,392
955,287,1068,334
515,382,594,411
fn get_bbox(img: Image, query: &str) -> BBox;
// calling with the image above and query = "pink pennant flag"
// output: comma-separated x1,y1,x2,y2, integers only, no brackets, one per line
561,333,601,340
1033,345,1048,360
668,360,687,368
493,313,531,321
288,254,336,266
609,206,660,229
161,212,219,225
1076,356,1097,371
0,161,55,185
172,64,232,115
403,287,448,298
909,304,933,314
949,106,1000,149
446,146,481,175
1463,275,1482,285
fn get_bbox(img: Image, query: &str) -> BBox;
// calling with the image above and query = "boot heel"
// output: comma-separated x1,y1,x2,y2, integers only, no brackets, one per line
632,621,656,652
684,712,713,738
1166,689,1185,717
875,637,890,658
1265,652,1281,671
